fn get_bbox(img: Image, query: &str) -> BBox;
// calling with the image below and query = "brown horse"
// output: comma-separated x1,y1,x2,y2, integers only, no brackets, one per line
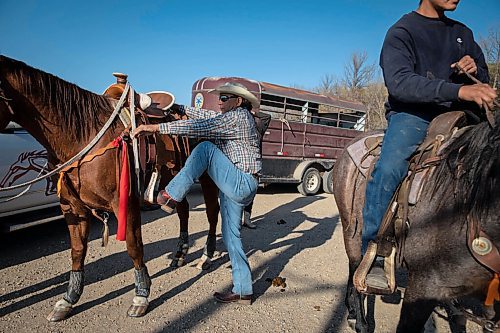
0,55,219,321
333,112,500,332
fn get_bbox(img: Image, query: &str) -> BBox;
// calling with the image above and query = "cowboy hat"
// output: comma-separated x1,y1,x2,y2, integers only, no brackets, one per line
209,82,259,109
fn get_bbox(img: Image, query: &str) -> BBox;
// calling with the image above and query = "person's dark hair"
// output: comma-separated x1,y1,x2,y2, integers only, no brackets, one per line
240,99,253,112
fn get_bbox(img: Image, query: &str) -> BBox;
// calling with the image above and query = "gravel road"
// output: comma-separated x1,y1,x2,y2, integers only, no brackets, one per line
0,184,484,332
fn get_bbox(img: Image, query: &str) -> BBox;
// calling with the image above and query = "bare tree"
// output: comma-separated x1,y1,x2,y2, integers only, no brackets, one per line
315,74,338,96
359,82,388,130
289,83,309,91
479,27,500,88
315,51,387,130
342,51,377,97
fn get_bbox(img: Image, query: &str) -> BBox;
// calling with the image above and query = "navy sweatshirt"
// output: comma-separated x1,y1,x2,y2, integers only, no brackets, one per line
380,11,489,119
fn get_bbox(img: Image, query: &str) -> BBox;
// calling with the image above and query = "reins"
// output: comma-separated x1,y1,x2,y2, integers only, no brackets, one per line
454,63,498,127
0,82,131,193
444,299,500,332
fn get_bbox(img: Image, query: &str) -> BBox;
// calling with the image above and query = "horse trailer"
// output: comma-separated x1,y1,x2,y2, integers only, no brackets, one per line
192,77,367,195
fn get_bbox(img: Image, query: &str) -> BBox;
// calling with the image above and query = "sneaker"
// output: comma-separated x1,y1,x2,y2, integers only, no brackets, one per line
156,190,177,214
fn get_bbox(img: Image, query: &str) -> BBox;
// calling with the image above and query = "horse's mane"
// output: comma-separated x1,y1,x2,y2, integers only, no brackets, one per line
1,55,112,141
433,110,500,220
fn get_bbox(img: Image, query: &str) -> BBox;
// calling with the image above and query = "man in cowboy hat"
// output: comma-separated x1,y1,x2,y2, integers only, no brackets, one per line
132,82,260,304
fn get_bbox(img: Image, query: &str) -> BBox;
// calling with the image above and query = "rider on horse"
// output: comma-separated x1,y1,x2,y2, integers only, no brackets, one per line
363,0,497,290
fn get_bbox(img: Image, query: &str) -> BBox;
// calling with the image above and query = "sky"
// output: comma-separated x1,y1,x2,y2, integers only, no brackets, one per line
1,0,499,105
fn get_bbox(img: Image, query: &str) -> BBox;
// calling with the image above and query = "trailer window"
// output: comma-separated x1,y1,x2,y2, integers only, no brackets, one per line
260,93,364,130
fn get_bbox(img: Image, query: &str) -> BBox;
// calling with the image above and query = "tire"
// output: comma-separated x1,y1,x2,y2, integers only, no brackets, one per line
297,168,321,196
322,169,334,194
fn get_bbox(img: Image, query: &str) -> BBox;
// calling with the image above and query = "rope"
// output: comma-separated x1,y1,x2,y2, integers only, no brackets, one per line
0,83,130,192
278,117,294,153
453,63,497,127
129,87,141,194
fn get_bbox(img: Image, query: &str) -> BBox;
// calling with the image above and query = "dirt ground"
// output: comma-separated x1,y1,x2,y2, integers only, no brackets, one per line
0,184,484,333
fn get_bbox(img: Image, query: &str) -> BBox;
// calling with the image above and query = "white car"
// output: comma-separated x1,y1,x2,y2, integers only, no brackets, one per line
0,122,61,231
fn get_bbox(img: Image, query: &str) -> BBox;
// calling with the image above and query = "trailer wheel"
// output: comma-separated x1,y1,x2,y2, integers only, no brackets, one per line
322,170,334,194
297,168,321,196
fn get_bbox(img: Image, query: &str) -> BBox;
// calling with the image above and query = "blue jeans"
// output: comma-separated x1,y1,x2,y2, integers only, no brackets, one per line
166,141,258,295
361,112,429,253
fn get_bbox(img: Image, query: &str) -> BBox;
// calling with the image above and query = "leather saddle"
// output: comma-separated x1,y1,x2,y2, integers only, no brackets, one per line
103,73,188,205
103,73,175,118
348,111,469,295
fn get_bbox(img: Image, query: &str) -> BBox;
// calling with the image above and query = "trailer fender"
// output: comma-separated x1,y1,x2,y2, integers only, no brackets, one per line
292,160,333,181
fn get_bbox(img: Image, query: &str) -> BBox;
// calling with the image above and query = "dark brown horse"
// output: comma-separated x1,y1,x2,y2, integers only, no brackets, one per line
0,55,219,321
333,112,500,332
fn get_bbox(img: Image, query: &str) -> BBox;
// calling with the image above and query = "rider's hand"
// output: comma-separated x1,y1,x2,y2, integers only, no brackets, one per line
451,55,478,75
169,103,181,114
131,124,160,139
458,84,497,110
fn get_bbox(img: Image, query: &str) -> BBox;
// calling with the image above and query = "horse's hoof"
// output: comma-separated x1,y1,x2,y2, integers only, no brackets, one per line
347,319,356,331
195,254,212,270
170,257,186,268
46,299,72,322
205,235,217,258
127,296,149,317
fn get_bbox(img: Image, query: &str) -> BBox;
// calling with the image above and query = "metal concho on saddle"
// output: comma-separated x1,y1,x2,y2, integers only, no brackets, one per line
348,111,469,295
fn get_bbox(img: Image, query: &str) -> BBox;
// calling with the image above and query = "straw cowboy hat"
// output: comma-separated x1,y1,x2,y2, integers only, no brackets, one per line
209,82,259,109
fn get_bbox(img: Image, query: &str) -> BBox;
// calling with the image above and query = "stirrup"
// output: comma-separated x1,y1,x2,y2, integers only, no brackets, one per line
144,170,160,204
353,241,397,295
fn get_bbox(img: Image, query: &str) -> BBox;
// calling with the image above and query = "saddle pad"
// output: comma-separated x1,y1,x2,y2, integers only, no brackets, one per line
347,133,384,178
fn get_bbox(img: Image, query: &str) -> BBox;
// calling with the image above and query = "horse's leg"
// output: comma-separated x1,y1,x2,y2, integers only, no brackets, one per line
345,260,369,333
170,198,190,268
341,213,368,332
123,198,151,317
443,300,467,333
47,212,90,322
196,172,220,270
396,277,437,333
